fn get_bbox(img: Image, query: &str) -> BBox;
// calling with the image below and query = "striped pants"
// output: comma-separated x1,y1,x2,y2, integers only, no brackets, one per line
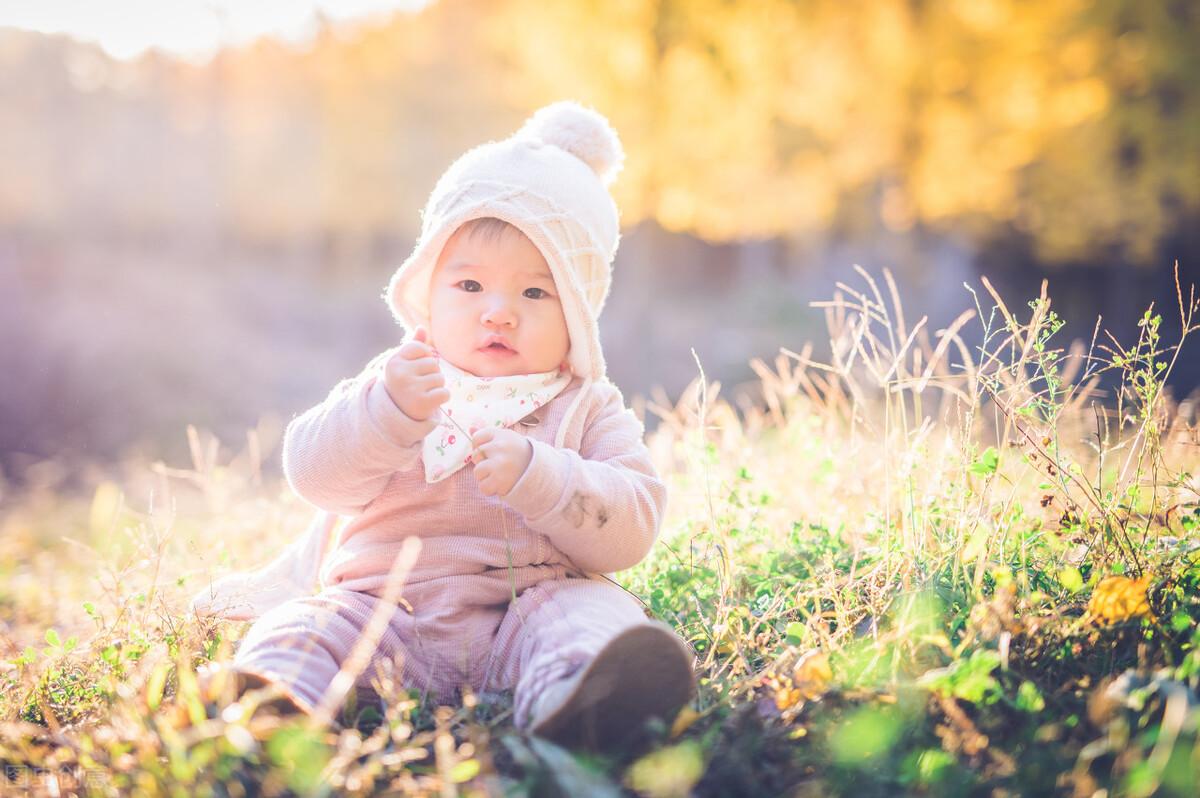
231,563,660,727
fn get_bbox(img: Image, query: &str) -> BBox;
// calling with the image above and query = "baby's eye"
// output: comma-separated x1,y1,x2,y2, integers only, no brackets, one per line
457,280,482,292
523,287,549,299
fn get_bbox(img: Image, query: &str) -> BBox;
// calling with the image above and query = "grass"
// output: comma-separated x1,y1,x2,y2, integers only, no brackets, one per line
2,266,1200,796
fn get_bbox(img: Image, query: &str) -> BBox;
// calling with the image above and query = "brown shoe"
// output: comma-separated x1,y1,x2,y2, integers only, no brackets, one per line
527,621,695,751
197,662,313,720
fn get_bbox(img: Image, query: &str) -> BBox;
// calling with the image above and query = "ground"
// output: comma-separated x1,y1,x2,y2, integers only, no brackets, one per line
3,276,1199,796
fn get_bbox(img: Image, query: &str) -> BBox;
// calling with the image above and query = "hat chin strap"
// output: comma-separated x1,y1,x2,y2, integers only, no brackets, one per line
554,375,593,449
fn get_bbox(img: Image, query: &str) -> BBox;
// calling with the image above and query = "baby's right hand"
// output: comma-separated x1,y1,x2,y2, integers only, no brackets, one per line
383,327,450,421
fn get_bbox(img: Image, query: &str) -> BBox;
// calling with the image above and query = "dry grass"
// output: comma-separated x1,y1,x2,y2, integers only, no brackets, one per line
2,266,1199,796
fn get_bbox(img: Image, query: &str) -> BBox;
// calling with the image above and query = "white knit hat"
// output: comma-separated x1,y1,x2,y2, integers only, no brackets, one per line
383,100,625,446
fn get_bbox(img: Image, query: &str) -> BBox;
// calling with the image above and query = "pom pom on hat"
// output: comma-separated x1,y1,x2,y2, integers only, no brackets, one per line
516,100,625,186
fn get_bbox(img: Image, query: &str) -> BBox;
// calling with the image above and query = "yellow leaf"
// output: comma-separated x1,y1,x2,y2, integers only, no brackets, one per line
1086,575,1153,625
960,527,990,563
146,660,170,711
774,684,803,712
792,649,832,700
448,759,480,784
670,705,700,738
89,481,123,536
772,649,832,710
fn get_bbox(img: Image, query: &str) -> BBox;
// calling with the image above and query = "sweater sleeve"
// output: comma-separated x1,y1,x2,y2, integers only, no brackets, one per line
282,349,437,515
502,383,666,574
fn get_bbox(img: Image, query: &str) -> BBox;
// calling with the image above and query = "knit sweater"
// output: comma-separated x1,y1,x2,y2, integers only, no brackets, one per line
282,350,666,596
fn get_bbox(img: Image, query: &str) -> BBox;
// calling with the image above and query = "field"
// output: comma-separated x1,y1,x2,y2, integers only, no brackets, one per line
2,269,1199,797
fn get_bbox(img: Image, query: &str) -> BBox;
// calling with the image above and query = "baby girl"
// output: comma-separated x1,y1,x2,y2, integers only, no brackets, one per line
192,101,694,749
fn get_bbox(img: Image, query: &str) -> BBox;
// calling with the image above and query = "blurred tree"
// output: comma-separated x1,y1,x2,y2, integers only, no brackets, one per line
0,0,1196,266
487,0,1200,265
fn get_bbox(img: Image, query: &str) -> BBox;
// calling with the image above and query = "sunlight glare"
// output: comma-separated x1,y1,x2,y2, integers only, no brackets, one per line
0,0,430,62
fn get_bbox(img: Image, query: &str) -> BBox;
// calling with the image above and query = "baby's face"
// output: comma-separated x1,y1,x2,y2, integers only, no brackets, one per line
427,225,570,378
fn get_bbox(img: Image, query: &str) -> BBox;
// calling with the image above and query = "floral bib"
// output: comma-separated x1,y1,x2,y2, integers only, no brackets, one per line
422,359,572,483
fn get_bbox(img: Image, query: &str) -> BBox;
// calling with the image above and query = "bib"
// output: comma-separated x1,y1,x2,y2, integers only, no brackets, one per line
422,358,571,483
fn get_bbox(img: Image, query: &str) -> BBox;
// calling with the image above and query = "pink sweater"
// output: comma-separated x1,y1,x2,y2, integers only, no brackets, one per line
281,350,667,596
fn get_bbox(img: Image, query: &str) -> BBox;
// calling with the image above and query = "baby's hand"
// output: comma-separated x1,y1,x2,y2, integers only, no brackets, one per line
383,326,450,421
470,427,533,497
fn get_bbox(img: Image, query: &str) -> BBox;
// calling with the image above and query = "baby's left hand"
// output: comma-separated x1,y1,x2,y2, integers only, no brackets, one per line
470,427,533,497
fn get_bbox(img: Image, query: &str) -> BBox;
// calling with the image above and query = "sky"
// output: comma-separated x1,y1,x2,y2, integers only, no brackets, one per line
0,0,430,61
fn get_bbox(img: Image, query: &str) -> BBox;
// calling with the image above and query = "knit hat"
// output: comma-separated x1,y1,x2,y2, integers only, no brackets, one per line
383,100,625,447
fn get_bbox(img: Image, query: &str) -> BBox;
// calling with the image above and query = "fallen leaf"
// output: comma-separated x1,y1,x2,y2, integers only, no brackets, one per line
792,649,832,699
670,706,700,738
771,649,831,711
1085,574,1154,625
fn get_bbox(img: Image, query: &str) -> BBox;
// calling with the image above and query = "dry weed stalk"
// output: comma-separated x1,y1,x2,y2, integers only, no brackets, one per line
646,263,1199,692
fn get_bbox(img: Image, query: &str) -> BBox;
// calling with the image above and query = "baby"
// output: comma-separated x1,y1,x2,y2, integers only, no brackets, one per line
192,101,694,749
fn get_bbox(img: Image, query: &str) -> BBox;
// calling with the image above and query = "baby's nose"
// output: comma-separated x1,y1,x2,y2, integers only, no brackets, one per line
481,299,517,326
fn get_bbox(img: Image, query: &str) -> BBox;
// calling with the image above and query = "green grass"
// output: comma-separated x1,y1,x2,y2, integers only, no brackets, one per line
3,267,1200,796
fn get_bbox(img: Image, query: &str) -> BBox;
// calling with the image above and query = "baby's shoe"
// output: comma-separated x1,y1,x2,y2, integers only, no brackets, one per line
196,661,313,721
527,621,694,751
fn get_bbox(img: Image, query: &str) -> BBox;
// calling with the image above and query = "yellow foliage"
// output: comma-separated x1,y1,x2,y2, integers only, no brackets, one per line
89,481,123,536
2,0,1195,263
770,649,832,711
484,0,1198,263
670,705,700,739
1085,574,1154,626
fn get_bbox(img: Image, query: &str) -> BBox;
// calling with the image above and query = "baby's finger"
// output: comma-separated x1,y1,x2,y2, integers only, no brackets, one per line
394,366,434,388
472,427,496,447
403,356,441,377
413,387,449,416
469,443,491,465
398,340,433,360
388,366,437,396
411,371,445,392
413,326,429,344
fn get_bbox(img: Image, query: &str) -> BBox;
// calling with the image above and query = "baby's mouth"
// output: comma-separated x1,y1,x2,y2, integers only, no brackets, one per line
480,340,517,354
